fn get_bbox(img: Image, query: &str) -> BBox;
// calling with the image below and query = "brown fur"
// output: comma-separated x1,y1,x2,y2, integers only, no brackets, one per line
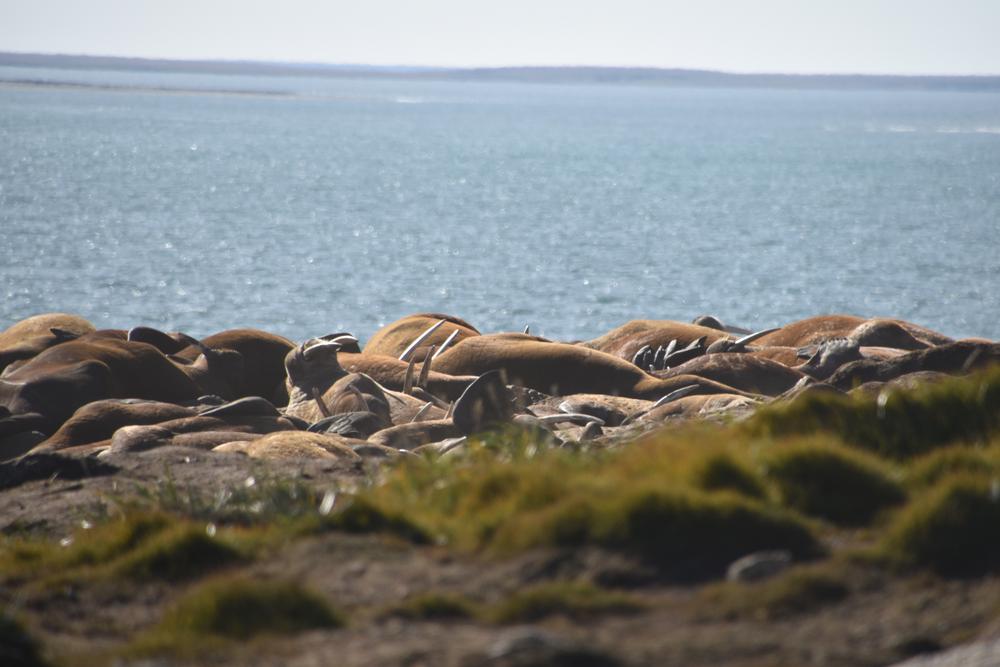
366,419,463,450
0,337,241,433
214,431,362,461
178,328,295,402
581,320,728,360
754,315,953,349
656,353,807,397
363,313,480,360
0,313,96,373
34,400,196,451
431,335,750,400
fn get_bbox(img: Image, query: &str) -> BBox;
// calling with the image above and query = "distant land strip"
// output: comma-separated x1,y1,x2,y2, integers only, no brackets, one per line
0,77,291,97
2,52,1000,92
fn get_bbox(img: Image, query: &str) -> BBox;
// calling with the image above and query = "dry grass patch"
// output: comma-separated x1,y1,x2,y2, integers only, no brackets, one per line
698,563,850,621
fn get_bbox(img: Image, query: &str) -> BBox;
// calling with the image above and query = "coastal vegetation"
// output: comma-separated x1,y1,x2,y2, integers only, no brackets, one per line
1,366,999,664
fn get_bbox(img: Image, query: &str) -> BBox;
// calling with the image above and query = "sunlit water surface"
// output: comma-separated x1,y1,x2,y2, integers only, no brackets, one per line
2,66,998,343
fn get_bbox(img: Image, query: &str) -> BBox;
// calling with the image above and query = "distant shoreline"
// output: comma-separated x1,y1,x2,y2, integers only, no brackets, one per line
3,51,1000,93
0,77,291,97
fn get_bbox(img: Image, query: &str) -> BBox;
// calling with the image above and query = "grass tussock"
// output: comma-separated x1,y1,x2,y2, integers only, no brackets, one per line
383,582,643,624
112,525,243,582
699,564,849,621
906,445,1000,490
130,577,343,656
313,496,431,545
747,366,1000,459
384,592,478,621
0,612,47,667
689,453,768,500
490,486,820,578
350,431,822,579
763,440,906,525
0,512,246,586
880,474,1000,576
487,581,644,623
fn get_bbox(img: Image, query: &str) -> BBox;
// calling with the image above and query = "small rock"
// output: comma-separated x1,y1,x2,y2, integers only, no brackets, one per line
480,626,620,666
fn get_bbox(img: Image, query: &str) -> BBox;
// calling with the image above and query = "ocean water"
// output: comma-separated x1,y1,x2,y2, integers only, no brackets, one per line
1,66,999,344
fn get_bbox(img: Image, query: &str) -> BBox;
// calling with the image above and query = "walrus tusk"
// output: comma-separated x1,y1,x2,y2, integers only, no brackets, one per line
731,327,780,351
664,339,678,356
652,345,667,370
650,384,700,409
410,401,434,423
399,319,446,362
631,344,651,366
402,355,417,394
432,329,460,360
535,413,605,427
322,333,359,348
523,325,530,334
311,387,331,418
417,345,436,389
686,336,707,350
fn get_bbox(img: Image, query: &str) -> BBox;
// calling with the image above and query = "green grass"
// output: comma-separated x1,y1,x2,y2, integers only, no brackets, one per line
747,366,1000,459
699,563,850,620
383,583,644,624
112,525,243,582
880,474,1000,576
129,577,344,657
689,452,768,500
384,592,478,621
763,440,906,525
487,581,644,623
0,513,247,588
906,445,1000,489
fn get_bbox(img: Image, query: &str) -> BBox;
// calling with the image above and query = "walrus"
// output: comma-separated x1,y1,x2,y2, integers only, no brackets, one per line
0,313,96,374
431,334,753,401
363,313,480,361
753,315,953,350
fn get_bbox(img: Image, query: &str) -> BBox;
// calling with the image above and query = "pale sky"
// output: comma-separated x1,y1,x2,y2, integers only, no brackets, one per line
2,0,999,75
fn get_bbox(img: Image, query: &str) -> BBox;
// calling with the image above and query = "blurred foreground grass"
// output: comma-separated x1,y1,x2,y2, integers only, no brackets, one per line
2,367,999,662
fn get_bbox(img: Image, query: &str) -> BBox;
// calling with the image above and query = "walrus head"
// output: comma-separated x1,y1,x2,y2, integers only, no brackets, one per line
284,335,358,395
796,338,862,380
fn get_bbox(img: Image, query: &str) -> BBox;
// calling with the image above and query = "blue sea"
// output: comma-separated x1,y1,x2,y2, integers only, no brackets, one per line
1,66,999,344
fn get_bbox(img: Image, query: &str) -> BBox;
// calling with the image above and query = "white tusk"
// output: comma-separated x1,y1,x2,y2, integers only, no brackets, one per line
651,384,700,409
410,401,434,423
417,345,435,389
402,355,417,394
399,319,445,362
432,329,460,360
733,327,780,349
535,413,605,427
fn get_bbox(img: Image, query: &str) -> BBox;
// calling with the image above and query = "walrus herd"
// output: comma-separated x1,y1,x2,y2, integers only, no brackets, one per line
1,311,997,462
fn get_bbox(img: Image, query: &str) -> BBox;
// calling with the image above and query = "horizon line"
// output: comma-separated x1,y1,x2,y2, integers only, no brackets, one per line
3,50,999,79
